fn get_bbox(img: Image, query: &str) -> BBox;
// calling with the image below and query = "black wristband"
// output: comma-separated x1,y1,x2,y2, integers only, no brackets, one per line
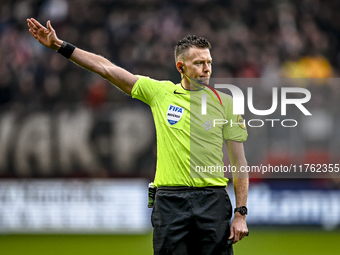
57,41,76,59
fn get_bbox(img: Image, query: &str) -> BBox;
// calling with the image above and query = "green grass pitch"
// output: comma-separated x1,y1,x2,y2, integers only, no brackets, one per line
0,228,339,255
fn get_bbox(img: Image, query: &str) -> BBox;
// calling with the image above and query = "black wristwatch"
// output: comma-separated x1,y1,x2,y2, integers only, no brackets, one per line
234,206,248,215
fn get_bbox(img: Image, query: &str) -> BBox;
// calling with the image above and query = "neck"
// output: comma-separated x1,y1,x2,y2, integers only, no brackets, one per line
181,75,205,91
181,76,191,90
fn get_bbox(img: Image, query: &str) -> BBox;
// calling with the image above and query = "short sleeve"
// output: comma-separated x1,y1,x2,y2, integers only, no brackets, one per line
222,96,248,142
131,75,163,105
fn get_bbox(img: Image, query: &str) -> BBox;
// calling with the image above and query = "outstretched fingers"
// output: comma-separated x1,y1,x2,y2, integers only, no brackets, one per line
27,19,38,38
27,18,48,35
28,28,37,38
30,18,44,29
27,19,36,31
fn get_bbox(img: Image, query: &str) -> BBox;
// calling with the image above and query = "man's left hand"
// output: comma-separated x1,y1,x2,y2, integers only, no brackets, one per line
228,214,248,244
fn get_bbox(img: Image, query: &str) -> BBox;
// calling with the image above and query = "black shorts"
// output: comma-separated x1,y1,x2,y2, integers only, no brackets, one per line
151,186,233,255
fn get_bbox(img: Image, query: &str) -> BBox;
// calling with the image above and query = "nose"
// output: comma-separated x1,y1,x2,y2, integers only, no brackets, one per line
203,63,211,74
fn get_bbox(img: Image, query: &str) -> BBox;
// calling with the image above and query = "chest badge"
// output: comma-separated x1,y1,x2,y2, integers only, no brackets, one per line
167,104,185,125
203,120,212,131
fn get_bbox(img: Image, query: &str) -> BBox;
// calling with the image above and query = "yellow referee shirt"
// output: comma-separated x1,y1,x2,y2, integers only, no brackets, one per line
131,75,247,187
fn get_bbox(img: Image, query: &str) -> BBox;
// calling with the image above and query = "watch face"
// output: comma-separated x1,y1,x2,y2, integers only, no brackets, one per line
235,206,248,215
240,207,247,215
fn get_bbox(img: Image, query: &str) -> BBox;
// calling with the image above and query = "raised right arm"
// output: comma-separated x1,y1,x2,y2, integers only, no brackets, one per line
27,18,138,96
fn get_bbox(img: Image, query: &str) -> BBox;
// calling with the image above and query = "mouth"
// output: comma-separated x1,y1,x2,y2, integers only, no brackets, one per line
199,76,210,82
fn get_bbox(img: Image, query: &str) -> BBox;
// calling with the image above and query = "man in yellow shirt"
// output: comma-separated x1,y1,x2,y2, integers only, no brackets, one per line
27,18,249,254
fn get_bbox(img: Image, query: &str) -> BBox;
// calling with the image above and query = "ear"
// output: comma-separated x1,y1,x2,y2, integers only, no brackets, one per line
176,61,184,73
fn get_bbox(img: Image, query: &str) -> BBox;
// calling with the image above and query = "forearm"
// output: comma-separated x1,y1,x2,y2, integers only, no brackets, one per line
69,48,113,77
231,155,248,208
233,175,248,208
52,38,115,77
61,43,137,95
226,140,249,208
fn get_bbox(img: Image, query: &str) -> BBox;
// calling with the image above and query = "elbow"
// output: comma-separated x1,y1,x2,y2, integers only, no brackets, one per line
98,65,134,96
124,85,133,96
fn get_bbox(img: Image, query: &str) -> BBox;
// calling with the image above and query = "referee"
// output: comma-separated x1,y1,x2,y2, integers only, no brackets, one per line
27,18,249,255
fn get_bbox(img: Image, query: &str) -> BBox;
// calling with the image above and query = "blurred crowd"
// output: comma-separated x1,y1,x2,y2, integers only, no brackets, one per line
1,0,340,187
1,0,340,109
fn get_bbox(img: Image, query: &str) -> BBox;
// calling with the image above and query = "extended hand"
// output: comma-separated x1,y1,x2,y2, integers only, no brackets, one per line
27,18,63,50
228,214,248,244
